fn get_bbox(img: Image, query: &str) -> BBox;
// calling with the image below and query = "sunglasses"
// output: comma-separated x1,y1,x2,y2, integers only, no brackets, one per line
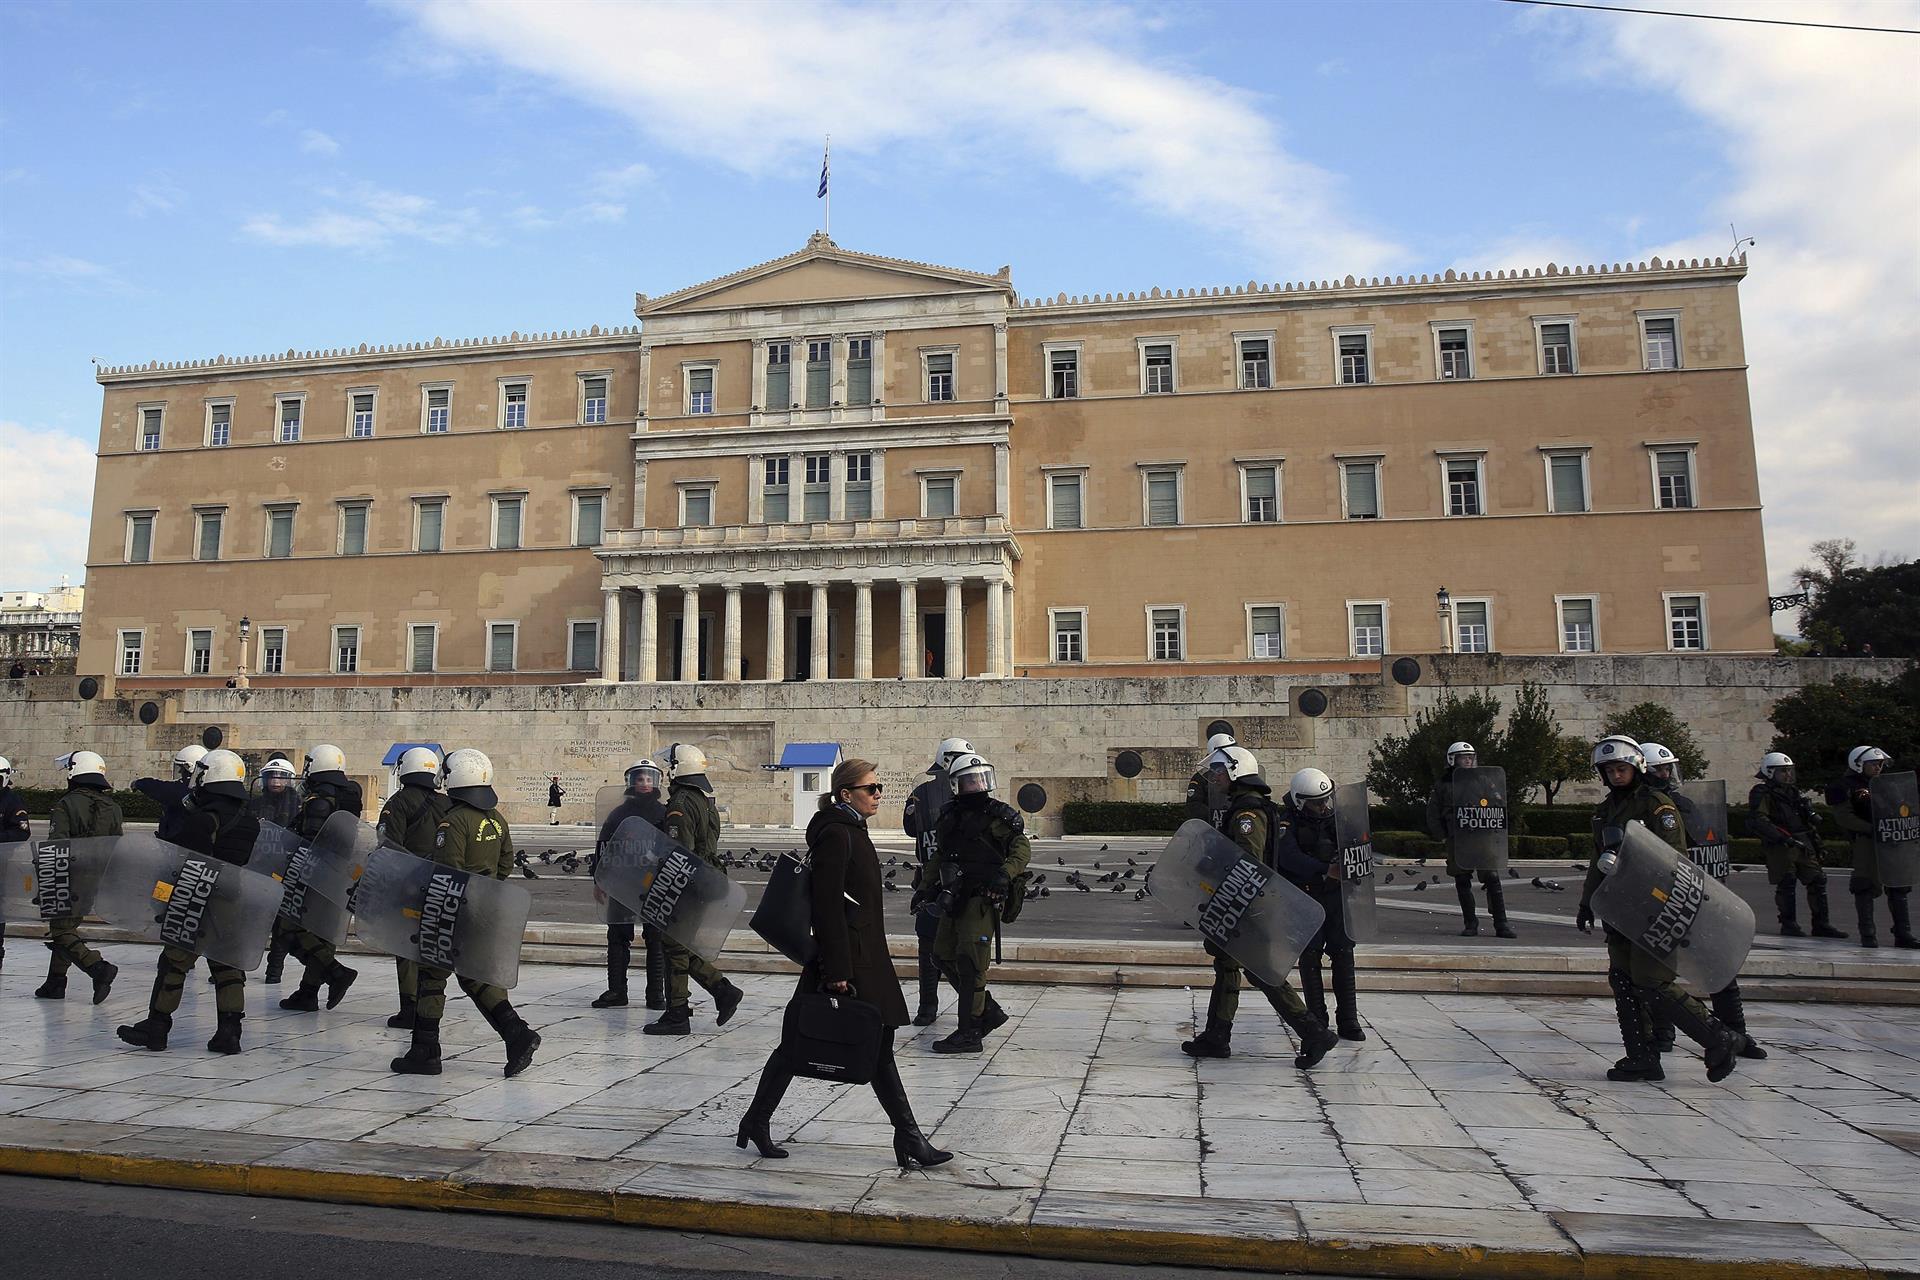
847,782,885,796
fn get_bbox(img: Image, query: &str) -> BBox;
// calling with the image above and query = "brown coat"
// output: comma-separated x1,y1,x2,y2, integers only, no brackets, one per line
804,804,910,1028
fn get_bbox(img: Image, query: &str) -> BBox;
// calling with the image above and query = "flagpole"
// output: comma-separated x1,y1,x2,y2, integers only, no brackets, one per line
824,135,831,237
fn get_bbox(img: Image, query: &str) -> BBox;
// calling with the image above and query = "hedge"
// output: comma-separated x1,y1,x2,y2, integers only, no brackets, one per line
13,787,165,823
1062,801,1186,834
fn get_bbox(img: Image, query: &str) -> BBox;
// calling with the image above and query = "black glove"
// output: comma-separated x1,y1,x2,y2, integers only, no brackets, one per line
987,873,1010,904
1576,902,1595,933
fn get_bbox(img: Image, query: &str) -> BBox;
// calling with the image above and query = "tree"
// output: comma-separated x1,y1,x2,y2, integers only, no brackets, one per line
1500,681,1586,805
1799,558,1920,658
1539,736,1594,805
1366,691,1504,811
1601,703,1709,781
1769,667,1920,790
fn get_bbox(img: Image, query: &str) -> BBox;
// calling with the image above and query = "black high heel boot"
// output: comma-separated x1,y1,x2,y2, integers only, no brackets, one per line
735,1054,792,1159
872,1048,951,1168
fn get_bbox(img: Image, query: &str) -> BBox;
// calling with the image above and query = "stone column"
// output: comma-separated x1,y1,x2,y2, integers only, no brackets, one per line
853,580,873,680
944,577,964,679
680,585,699,682
722,584,743,682
1002,577,1015,675
766,584,786,681
601,587,623,681
898,579,919,678
638,585,658,682
810,582,830,679
985,578,1006,678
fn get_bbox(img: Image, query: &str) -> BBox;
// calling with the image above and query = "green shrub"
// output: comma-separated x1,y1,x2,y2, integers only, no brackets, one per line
1515,806,1593,838
1512,834,1569,858
1061,801,1185,834
14,787,164,823
1370,830,1444,858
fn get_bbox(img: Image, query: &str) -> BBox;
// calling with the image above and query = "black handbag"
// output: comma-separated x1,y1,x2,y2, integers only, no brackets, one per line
750,852,816,966
779,991,884,1085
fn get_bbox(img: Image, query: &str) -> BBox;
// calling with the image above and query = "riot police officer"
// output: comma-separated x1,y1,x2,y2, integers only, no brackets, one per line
1181,746,1339,1068
645,743,744,1035
248,756,301,829
391,749,541,1077
277,744,363,1007
1831,746,1917,949
1184,732,1237,830
131,745,207,844
1426,742,1515,938
921,752,1030,1054
0,755,28,974
1748,752,1846,939
374,746,451,1028
593,757,668,1009
1579,736,1752,1082
1282,767,1367,1043
35,750,122,1003
901,736,973,1027
116,749,258,1054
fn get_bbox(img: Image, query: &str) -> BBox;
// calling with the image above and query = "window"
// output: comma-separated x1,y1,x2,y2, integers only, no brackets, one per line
570,620,599,672
1444,456,1484,517
1546,451,1590,513
1249,605,1284,659
1536,318,1576,375
1654,448,1696,509
803,453,830,521
1436,326,1472,380
333,625,360,674
1349,602,1387,657
1640,314,1680,371
195,510,223,562
350,391,376,438
415,499,445,552
1242,464,1279,523
573,493,604,547
1335,328,1372,385
138,406,163,451
277,396,303,443
260,626,286,675
119,631,143,676
847,337,873,405
1341,460,1381,519
488,622,518,673
766,342,792,408
763,457,790,522
805,340,831,409
580,375,608,424
1454,600,1492,654
1047,346,1080,399
1149,607,1184,661
337,503,369,556
1142,342,1175,394
492,496,523,549
188,629,213,677
1048,472,1083,530
501,380,528,429
1144,469,1181,526
1666,594,1706,651
922,475,956,518
266,506,296,559
423,386,451,434
1557,597,1598,653
1237,336,1272,389
206,402,232,448
925,351,955,402
844,452,873,518
409,624,437,674
124,514,154,564
1051,609,1085,663
681,486,713,527
686,366,714,415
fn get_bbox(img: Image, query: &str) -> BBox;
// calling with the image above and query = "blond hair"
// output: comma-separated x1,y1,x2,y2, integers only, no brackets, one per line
818,757,879,811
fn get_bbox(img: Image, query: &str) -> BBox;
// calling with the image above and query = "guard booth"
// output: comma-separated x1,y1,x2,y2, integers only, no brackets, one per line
381,742,445,801
775,742,841,828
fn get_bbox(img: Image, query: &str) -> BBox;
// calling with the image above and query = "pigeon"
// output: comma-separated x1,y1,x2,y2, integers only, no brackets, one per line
558,852,580,874
1057,856,1067,866
1530,877,1565,892
1126,858,1137,868
1093,861,1102,870
883,881,899,893
747,846,760,859
884,868,898,881
537,851,553,865
1121,869,1136,881
1416,857,1428,866
1039,888,1050,898
1075,882,1092,893
1099,843,1109,851
1507,869,1520,879
1110,883,1125,892
514,853,539,880
1569,862,1586,870
1383,873,1396,884
1414,881,1428,892
1134,889,1148,901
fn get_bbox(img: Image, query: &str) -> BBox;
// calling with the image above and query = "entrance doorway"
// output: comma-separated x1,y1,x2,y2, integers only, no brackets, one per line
923,612,946,678
668,615,712,680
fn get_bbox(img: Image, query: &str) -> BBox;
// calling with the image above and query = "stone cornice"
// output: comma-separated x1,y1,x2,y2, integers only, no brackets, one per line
630,414,1010,460
96,327,640,386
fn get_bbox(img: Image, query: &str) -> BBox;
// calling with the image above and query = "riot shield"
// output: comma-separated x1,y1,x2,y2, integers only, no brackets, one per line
1870,771,1919,890
302,811,386,909
1147,819,1325,989
348,844,532,989
247,776,303,830
595,816,745,965
1592,819,1755,993
1446,767,1509,873
92,832,283,971
249,821,304,881
250,820,352,946
1333,783,1378,941
595,785,628,833
1677,781,1731,882
0,837,116,923
594,810,652,926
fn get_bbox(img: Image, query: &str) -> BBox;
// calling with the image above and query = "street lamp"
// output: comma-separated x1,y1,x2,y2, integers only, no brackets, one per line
234,614,252,689
1435,587,1453,655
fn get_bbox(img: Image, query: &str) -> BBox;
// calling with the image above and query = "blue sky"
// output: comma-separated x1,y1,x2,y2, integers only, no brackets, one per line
2,0,1915,609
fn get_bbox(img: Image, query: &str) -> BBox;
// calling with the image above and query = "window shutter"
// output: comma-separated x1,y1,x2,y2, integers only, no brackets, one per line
1147,474,1179,524
1551,456,1587,512
1051,475,1082,528
1345,464,1378,518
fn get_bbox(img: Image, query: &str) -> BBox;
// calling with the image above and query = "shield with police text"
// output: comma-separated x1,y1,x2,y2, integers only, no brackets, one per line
1148,819,1325,989
1870,771,1920,890
595,816,745,964
1447,767,1509,873
301,811,390,910
1593,819,1755,992
0,837,115,923
1333,783,1378,941
251,820,351,945
595,785,628,830
91,832,283,971
1677,781,1732,882
347,843,532,988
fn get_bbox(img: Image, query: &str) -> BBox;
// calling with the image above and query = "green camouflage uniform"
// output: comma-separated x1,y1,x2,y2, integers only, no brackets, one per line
659,780,729,1010
925,797,1031,1022
45,785,122,977
415,800,515,1021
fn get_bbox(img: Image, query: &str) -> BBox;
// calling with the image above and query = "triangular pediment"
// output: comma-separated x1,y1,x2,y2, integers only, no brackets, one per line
640,236,1014,315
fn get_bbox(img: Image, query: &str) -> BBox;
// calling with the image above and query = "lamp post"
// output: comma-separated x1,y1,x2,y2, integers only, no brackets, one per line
1436,587,1453,655
234,615,251,689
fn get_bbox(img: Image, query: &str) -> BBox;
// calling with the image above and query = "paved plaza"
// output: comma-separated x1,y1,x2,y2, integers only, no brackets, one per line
2,943,1918,1276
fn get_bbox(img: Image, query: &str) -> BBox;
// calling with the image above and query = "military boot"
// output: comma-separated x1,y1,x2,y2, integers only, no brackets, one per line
1455,876,1479,936
1710,983,1767,1060
1298,954,1330,1030
931,1004,983,1054
591,987,628,1009
1856,890,1880,948
263,938,287,984
1653,989,1742,1082
116,1012,172,1052
279,983,321,1011
978,990,1009,1036
390,1016,443,1075
1331,954,1365,1042
1180,1017,1233,1059
643,933,668,1010
912,955,940,1027
1485,877,1517,939
484,1001,541,1078
1267,988,1338,1068
207,1012,244,1055
387,996,418,1029
322,961,358,1008
33,955,66,1000
82,958,118,1005
1775,881,1803,937
1808,881,1848,939
1888,889,1919,948
1649,1002,1676,1054
708,977,743,1027
1605,971,1663,1082
644,1004,692,1036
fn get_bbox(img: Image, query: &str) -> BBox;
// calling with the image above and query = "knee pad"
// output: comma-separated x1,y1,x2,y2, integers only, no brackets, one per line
1606,967,1634,998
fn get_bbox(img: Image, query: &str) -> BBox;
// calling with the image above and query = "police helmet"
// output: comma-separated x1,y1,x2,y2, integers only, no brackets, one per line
625,757,663,792
1289,767,1334,810
395,746,441,781
1205,731,1237,753
1641,742,1681,784
0,755,11,787
193,749,248,800
947,753,996,796
1592,736,1645,777
305,744,346,777
442,748,494,793
1758,751,1794,782
1848,745,1892,774
1207,745,1260,783
1445,741,1477,768
62,750,108,785
934,737,975,773
172,744,209,782
664,743,708,779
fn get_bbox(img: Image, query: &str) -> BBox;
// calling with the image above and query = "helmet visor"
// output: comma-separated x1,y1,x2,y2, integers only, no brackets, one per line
954,766,995,796
627,765,663,793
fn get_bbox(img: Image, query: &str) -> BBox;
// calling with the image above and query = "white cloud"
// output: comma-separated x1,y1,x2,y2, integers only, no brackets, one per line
240,184,489,250
129,174,185,218
300,128,341,156
0,421,94,590
390,0,1399,277
1,254,135,293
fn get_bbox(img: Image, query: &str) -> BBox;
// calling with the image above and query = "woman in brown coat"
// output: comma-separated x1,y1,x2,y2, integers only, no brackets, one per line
735,757,952,1169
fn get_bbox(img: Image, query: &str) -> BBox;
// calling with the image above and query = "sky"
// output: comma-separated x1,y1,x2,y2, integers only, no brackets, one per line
1,0,1915,626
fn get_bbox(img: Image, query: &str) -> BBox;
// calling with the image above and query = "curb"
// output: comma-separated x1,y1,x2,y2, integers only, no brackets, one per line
0,1144,1899,1280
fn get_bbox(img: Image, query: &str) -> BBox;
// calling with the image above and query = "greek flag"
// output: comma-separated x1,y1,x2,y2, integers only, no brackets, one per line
817,146,829,199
